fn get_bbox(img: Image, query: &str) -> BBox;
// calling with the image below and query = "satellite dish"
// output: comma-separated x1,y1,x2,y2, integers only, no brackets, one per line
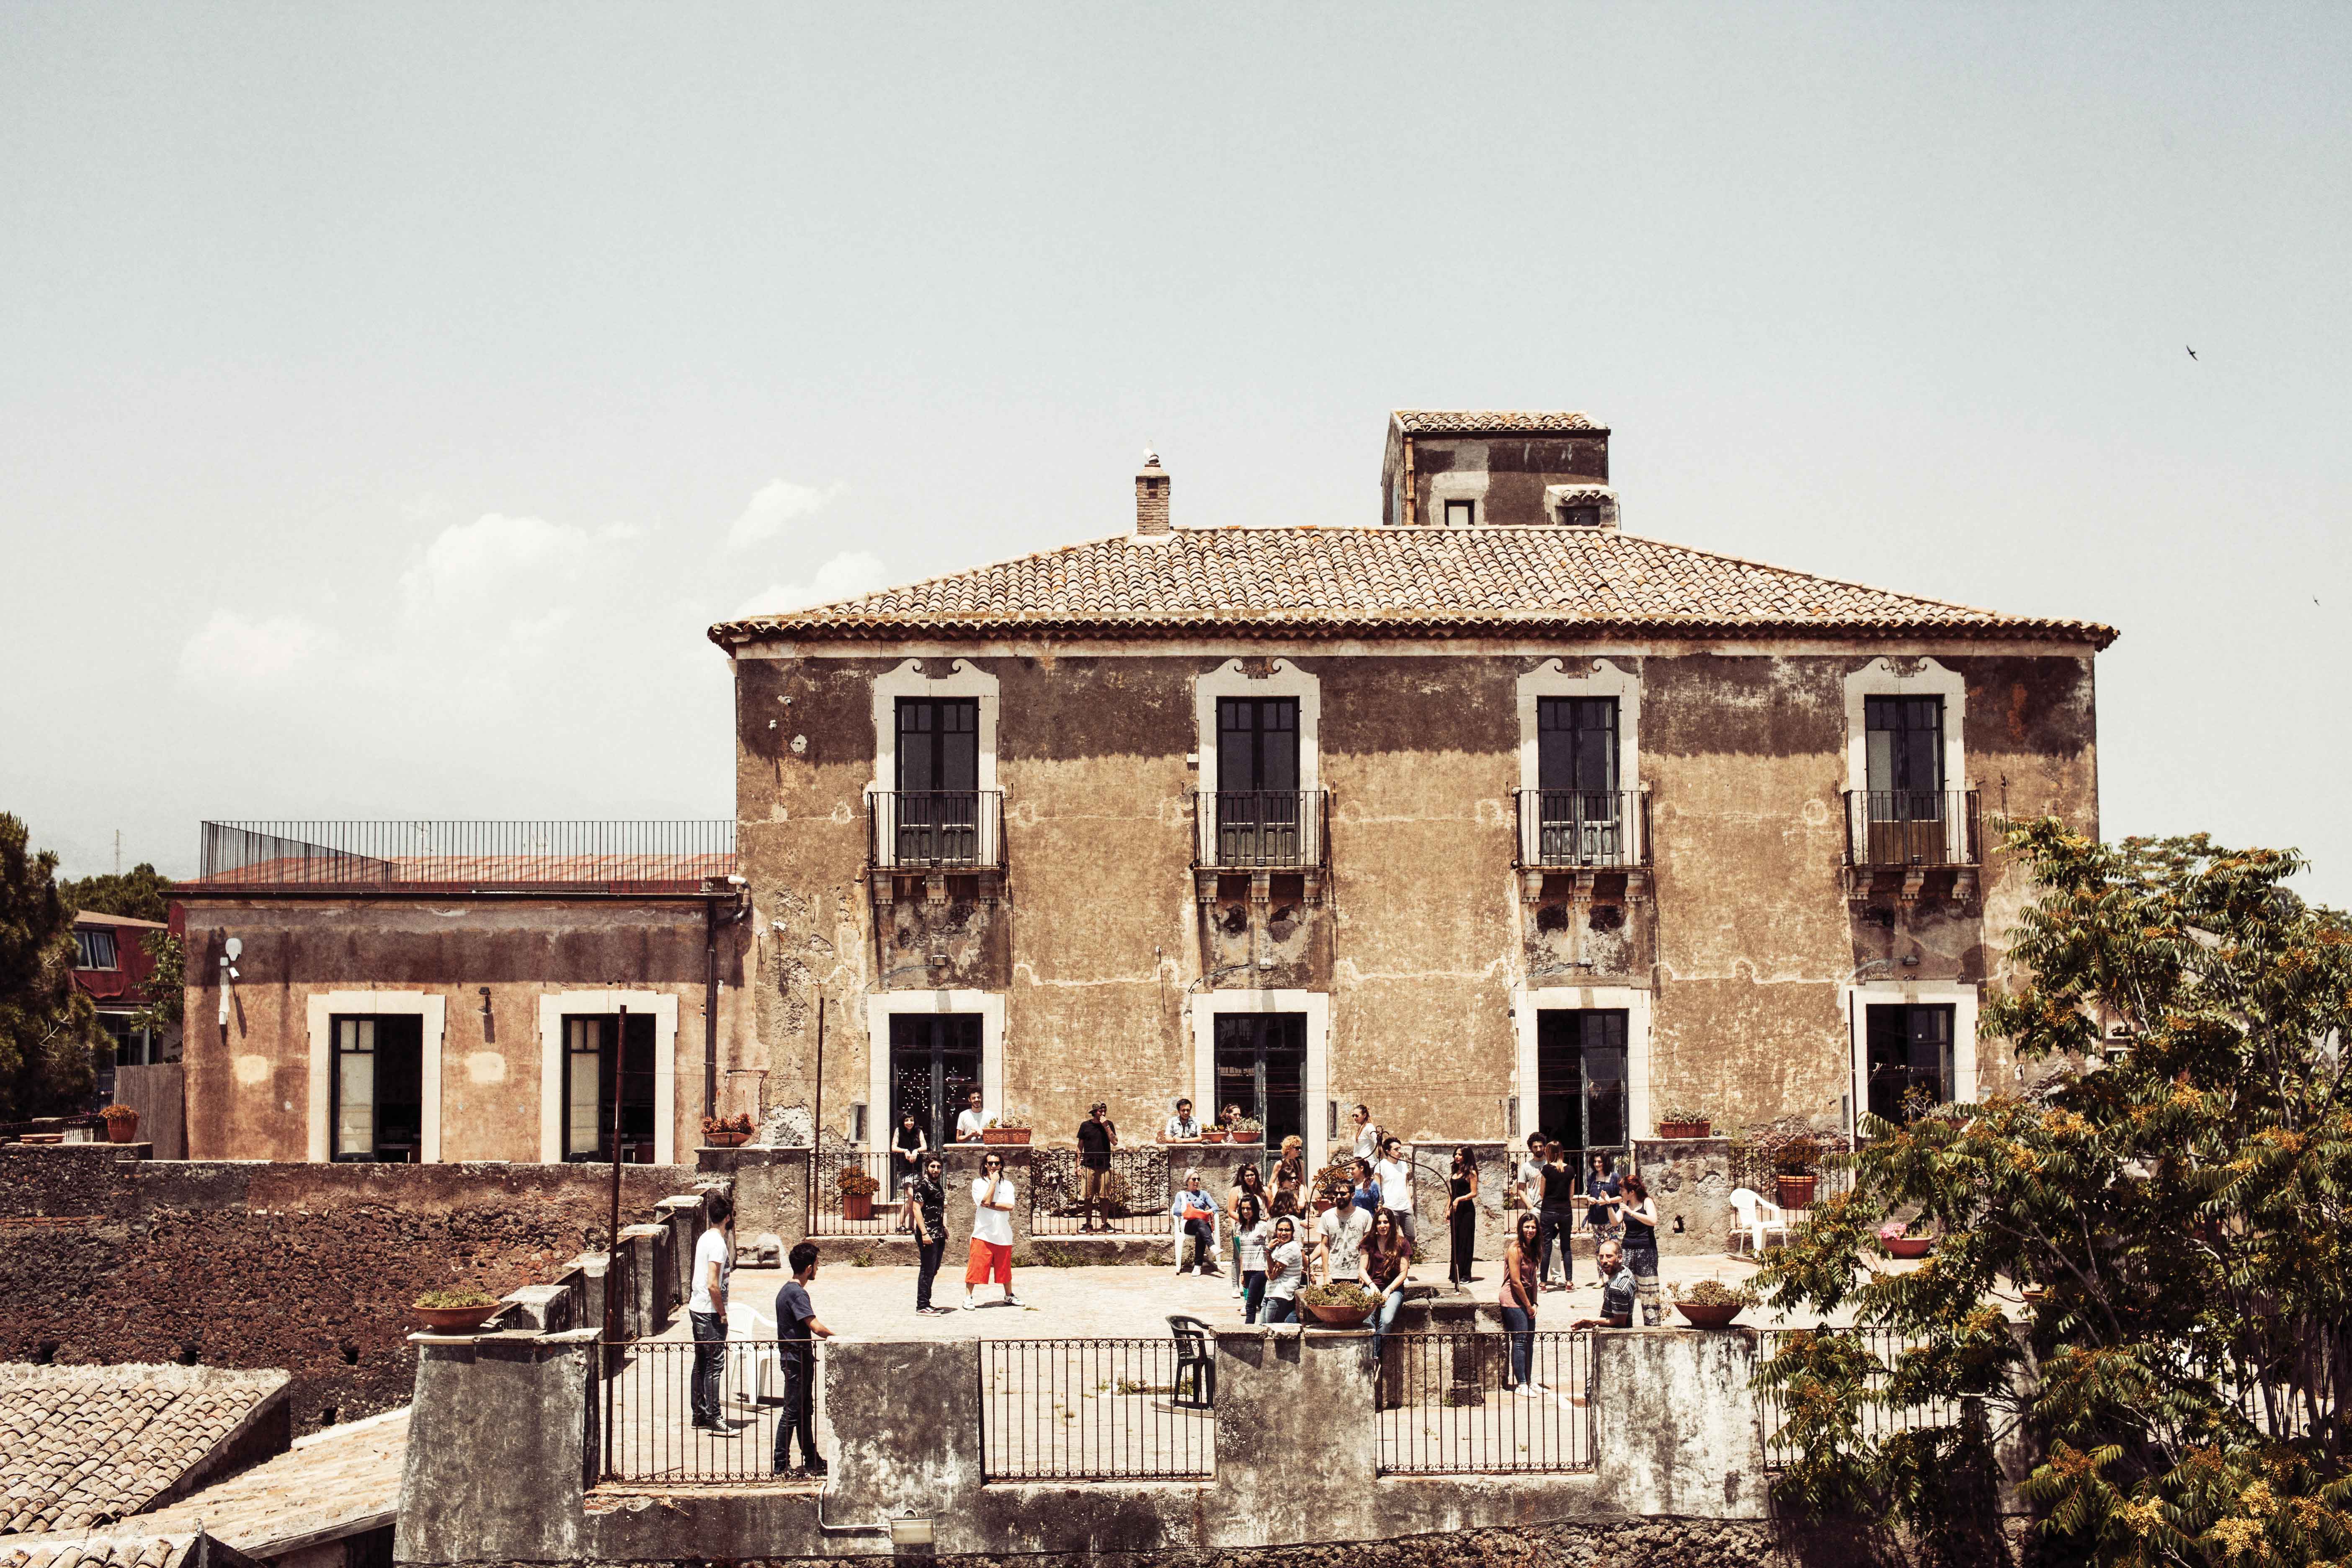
224,937,243,961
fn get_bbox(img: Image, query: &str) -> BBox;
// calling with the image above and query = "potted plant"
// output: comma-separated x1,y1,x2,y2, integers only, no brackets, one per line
1228,1117,1264,1145
980,1118,1032,1146
413,1288,504,1333
1773,1135,1821,1210
1877,1218,1933,1260
1297,1281,1378,1328
701,1113,754,1149
1672,1278,1749,1330
99,1104,140,1145
1656,1105,1711,1140
1199,1126,1228,1144
838,1165,882,1221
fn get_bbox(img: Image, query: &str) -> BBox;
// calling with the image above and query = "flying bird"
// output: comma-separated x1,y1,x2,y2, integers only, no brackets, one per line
2186,346,2198,360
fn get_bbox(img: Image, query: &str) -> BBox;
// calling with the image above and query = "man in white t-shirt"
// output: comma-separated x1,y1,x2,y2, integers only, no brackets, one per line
964,1150,1020,1309
954,1088,989,1143
1318,1195,1372,1283
1376,1136,1416,1248
687,1194,734,1430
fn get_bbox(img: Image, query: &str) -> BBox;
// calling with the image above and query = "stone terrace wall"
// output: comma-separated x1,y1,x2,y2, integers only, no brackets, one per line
0,1145,696,1434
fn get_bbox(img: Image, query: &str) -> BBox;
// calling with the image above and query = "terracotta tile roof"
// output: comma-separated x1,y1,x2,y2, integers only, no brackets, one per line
709,526,2116,648
0,1367,288,1536
0,1531,196,1568
1391,410,1603,434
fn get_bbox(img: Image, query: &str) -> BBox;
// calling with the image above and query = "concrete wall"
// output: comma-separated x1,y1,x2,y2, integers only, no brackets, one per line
736,645,2098,1173
0,1143,700,1434
397,1325,1782,1564
177,896,753,1164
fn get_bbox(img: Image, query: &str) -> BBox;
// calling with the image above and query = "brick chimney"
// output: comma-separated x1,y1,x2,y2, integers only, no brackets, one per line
1134,449,1171,537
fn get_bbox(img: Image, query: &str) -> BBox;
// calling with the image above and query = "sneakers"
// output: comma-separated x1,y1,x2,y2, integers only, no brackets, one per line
1003,1293,1022,1308
961,1298,976,1311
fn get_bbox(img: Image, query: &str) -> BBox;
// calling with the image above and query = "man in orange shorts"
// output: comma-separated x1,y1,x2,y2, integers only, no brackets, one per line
963,1148,1019,1309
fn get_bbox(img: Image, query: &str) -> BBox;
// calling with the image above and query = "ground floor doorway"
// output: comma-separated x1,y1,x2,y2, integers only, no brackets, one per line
1865,1003,1955,1124
562,1012,657,1162
1213,1013,1305,1154
335,1014,425,1163
1535,1008,1629,1168
890,1013,983,1153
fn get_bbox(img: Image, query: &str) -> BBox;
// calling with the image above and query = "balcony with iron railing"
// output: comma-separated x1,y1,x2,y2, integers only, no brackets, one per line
1511,789,1651,872
1191,790,1330,871
865,790,1007,873
186,820,736,895
1842,791,1982,870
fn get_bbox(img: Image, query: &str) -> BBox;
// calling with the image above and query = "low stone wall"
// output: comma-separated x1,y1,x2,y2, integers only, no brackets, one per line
0,1144,702,1433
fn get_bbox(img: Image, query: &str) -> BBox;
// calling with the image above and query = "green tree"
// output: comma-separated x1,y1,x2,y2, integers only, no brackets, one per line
58,861,173,923
1753,821,2352,1566
0,812,103,1120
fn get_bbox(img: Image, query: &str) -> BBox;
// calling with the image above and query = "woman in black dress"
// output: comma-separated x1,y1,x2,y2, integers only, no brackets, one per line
1445,1145,1480,1287
891,1112,927,1232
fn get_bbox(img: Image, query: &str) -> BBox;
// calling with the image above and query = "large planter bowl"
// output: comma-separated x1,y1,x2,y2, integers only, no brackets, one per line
413,1301,503,1333
1229,1130,1264,1145
104,1115,139,1145
1657,1120,1711,1140
1301,1299,1375,1328
1199,1130,1228,1144
981,1128,1032,1146
704,1130,749,1148
1775,1175,1819,1210
1674,1301,1744,1330
1884,1235,1933,1260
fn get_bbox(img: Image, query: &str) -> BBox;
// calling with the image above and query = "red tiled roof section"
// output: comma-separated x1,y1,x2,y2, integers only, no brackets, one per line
709,527,2116,648
0,1367,289,1536
1391,410,1603,433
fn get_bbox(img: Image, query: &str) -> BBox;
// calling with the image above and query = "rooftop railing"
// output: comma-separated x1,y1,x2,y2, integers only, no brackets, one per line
191,820,735,893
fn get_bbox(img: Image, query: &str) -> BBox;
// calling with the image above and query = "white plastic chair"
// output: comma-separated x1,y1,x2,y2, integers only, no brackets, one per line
1729,1187,1790,1256
1171,1202,1221,1273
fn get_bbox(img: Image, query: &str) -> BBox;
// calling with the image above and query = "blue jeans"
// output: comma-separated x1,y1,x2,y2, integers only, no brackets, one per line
689,1311,725,1426
1264,1295,1299,1325
1369,1289,1405,1363
1498,1304,1535,1387
1242,1271,1267,1323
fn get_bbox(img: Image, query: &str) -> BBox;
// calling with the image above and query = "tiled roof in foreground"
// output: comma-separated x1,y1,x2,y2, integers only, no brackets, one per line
710,526,2116,648
0,1366,288,1536
1391,410,1604,434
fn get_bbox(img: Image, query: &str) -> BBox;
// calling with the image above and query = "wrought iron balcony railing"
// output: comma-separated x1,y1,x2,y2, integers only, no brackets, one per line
1193,790,1329,870
191,820,736,893
1842,790,1982,869
866,790,1006,872
1512,789,1651,871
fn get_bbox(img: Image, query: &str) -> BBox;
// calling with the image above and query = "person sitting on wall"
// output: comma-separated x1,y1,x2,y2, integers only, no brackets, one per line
1170,1169,1220,1275
771,1240,835,1478
1162,1097,1202,1142
954,1088,988,1143
1570,1237,1640,1331
1076,1101,1117,1233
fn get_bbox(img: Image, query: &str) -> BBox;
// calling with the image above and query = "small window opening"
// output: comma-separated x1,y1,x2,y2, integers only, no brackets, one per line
1443,498,1475,526
1561,504,1602,527
74,929,118,970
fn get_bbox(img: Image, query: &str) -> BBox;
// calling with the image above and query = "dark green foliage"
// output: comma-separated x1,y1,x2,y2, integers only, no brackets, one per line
0,813,103,1120
1753,822,2352,1566
57,861,172,923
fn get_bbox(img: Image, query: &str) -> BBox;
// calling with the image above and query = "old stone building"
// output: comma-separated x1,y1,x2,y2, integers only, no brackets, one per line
711,410,2112,1172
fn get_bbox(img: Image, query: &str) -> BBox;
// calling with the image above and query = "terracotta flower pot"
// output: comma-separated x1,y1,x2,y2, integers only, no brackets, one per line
842,1191,874,1222
1657,1120,1711,1140
1301,1299,1375,1328
104,1114,139,1144
704,1130,749,1148
1775,1174,1819,1210
1199,1130,1228,1144
981,1128,1032,1145
1884,1235,1932,1259
1230,1130,1263,1145
413,1302,502,1333
1674,1301,1743,1330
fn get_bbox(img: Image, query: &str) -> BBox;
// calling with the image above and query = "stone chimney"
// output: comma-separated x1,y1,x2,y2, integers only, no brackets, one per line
1134,449,1171,537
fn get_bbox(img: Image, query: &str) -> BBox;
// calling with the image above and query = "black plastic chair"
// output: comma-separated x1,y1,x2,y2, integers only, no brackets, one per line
1166,1314,1216,1409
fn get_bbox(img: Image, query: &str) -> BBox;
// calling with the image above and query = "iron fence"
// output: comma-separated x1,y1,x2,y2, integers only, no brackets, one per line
193,820,735,892
1193,790,1329,870
1030,1147,1173,1236
1375,1331,1595,1474
1753,1326,1963,1473
980,1338,1215,1480
597,1338,823,1485
1728,1136,1857,1217
1512,789,1652,870
866,790,1006,872
1841,791,1982,869
809,1150,903,1238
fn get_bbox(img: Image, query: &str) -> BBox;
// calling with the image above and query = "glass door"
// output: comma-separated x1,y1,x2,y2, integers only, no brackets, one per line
561,1014,657,1162
896,698,980,865
889,1014,983,1152
1863,696,1947,864
1865,1004,1955,1124
1535,1009,1628,1165
1536,696,1620,865
1212,1013,1305,1153
1216,697,1300,865
331,1014,423,1162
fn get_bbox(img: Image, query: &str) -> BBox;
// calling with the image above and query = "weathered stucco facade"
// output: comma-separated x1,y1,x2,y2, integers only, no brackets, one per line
714,413,2111,1171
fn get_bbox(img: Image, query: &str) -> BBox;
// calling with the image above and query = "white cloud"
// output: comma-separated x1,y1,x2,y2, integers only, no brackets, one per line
725,479,846,550
732,550,889,620
401,512,590,614
176,610,328,685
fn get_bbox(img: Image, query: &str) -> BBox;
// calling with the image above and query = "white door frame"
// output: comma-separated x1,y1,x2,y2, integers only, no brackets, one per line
1510,984,1653,1146
1187,989,1331,1170
1842,980,1980,1132
864,990,1006,1153
536,990,679,1166
306,990,446,1164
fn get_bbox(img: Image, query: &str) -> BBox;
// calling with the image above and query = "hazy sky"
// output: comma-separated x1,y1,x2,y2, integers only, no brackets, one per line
3,5,2347,901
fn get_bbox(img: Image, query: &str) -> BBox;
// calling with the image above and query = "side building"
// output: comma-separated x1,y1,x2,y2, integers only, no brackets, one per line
173,822,753,1163
709,410,2112,1173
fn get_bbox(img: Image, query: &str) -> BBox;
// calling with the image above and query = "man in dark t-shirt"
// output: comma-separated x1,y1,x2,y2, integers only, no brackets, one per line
1076,1103,1117,1233
771,1241,835,1478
